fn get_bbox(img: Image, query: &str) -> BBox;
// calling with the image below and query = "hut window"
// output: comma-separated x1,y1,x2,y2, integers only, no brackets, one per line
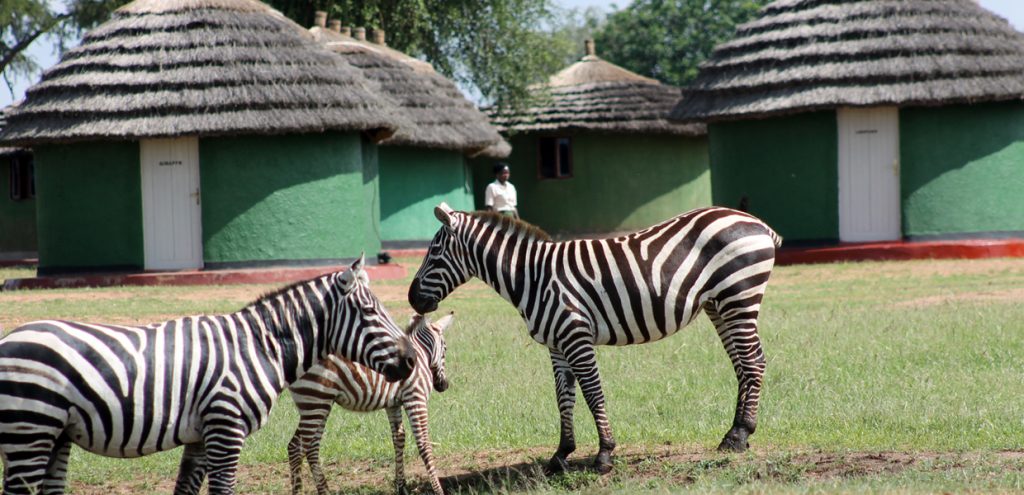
9,155,34,201
538,136,572,179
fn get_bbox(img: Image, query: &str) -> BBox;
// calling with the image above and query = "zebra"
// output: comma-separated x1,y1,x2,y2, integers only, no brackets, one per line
287,311,454,495
408,203,782,473
0,255,417,495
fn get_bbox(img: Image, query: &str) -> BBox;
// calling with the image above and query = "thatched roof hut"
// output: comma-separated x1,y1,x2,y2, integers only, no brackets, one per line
310,19,503,154
0,103,36,258
490,40,704,137
671,0,1024,123
468,40,710,236
0,0,408,146
674,0,1024,246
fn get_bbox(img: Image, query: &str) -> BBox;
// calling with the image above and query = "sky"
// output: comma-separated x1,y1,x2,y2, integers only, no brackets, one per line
3,0,1024,107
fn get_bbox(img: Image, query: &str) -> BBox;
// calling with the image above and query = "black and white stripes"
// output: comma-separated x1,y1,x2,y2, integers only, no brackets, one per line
409,205,781,472
287,312,453,495
0,256,416,495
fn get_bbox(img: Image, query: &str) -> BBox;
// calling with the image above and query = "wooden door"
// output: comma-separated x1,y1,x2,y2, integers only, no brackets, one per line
141,137,203,270
837,107,901,242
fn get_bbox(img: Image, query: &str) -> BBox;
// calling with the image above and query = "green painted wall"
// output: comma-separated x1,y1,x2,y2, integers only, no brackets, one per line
34,142,143,272
0,155,37,255
200,132,380,265
379,146,473,242
709,111,838,243
901,102,1024,238
471,132,710,234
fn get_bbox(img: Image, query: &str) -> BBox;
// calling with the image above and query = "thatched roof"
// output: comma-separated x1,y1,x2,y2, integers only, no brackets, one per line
488,40,704,137
0,105,26,157
0,0,409,146
311,20,503,154
671,0,1024,123
468,137,512,159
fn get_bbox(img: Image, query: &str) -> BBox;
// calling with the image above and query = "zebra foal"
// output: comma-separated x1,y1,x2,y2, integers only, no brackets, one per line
0,255,416,495
408,204,782,473
287,312,454,495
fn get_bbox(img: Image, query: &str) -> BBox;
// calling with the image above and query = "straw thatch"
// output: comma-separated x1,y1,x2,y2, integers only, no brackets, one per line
489,41,704,137
671,0,1024,123
311,23,504,153
0,105,26,157
0,0,410,146
468,137,512,159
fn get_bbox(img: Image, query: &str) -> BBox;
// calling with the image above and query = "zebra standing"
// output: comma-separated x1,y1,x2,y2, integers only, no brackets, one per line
287,312,454,495
408,204,781,473
0,255,416,495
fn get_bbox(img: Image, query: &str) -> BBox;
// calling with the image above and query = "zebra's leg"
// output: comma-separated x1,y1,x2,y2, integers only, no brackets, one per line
560,336,615,474
386,405,409,495
303,420,331,495
404,401,444,495
287,430,304,495
545,348,577,474
705,301,766,453
2,432,58,495
203,422,247,495
40,434,71,495
173,442,208,495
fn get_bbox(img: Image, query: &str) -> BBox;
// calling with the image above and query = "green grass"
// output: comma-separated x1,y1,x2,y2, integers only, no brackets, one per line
2,257,1024,493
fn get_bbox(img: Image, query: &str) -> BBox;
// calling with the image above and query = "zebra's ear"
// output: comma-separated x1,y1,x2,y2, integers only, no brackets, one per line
340,253,368,293
434,202,454,228
433,311,455,333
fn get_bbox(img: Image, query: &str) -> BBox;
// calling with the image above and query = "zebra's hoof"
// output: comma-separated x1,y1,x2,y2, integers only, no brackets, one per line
593,453,613,474
717,428,750,452
544,455,569,475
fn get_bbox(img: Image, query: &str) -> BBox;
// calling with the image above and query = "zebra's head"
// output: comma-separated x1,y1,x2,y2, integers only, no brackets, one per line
408,202,474,314
409,311,454,393
334,254,416,383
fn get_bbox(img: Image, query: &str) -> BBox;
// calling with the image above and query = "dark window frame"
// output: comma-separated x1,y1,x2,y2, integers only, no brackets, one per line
9,154,35,201
537,136,573,180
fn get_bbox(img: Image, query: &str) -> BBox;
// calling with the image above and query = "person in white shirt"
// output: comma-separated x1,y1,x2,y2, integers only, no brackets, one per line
484,162,519,219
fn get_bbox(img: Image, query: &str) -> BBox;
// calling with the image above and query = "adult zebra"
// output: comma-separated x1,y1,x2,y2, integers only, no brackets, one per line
287,312,454,495
408,204,782,473
0,255,416,495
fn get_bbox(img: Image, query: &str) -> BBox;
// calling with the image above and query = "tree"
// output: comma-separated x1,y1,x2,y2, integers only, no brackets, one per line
2,0,128,97
594,0,770,87
268,0,580,106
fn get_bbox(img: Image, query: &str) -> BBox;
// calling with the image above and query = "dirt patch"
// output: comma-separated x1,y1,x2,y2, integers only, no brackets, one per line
894,287,1024,308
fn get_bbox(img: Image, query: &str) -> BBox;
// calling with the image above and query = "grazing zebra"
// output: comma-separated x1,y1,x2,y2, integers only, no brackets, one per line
0,255,416,495
287,312,454,495
408,204,781,473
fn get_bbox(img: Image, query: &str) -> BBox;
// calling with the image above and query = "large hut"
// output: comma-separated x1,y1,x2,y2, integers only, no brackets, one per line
671,0,1024,244
0,105,35,259
0,0,407,275
311,17,506,245
480,40,708,235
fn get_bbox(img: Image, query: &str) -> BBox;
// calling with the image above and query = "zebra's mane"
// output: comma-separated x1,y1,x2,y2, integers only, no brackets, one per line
468,211,551,242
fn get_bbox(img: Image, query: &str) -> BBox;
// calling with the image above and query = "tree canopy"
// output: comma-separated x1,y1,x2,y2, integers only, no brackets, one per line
2,0,127,97
269,0,581,107
594,0,770,87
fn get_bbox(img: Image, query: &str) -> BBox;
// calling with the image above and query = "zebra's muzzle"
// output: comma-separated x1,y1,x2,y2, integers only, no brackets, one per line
408,278,439,314
382,337,417,382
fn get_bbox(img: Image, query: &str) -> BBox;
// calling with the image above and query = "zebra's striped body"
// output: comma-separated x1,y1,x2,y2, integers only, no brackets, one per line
409,205,781,472
287,312,453,495
0,256,416,495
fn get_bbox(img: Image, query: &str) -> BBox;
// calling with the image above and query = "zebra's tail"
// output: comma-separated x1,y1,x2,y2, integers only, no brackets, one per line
762,224,783,248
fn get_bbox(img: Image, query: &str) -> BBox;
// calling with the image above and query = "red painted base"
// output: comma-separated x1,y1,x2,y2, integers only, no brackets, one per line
2,263,407,291
777,239,1024,265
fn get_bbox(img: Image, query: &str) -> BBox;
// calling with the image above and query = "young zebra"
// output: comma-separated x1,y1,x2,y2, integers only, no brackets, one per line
0,255,416,495
287,312,454,495
408,204,782,473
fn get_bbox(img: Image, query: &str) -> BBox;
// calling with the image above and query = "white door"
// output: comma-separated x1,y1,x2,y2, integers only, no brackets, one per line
837,107,901,242
141,137,203,270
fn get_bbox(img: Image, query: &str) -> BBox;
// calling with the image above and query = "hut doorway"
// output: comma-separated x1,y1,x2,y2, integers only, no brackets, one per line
140,137,203,270
837,107,901,242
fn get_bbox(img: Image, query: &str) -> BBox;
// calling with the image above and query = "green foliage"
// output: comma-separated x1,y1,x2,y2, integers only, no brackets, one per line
1,0,128,96
268,0,581,107
594,0,771,86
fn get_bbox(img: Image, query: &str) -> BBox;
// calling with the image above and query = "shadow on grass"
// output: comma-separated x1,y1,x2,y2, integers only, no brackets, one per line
441,456,603,494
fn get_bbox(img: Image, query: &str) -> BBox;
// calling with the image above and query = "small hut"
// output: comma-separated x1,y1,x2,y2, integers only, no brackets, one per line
311,17,505,245
671,0,1024,244
0,105,36,259
0,0,407,275
480,40,708,235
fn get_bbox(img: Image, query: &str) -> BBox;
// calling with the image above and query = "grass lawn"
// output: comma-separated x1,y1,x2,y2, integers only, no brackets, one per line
1,257,1022,493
